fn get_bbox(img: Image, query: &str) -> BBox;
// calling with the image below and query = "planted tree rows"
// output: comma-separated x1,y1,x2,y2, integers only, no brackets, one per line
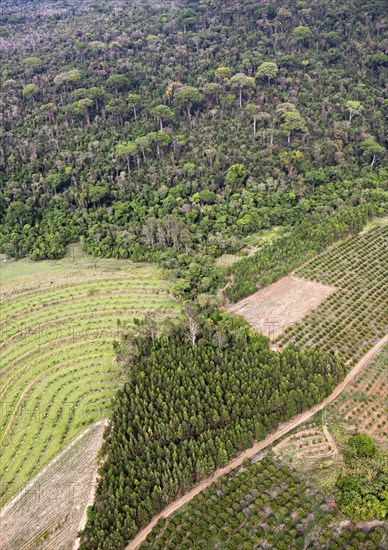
80,314,346,549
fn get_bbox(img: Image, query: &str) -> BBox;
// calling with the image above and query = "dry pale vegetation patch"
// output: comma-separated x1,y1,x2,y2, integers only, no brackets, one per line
0,422,105,550
0,248,179,507
226,275,336,340
216,226,288,268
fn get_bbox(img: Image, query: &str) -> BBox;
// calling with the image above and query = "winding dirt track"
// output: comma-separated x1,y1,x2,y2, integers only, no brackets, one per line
126,335,387,550
323,423,339,456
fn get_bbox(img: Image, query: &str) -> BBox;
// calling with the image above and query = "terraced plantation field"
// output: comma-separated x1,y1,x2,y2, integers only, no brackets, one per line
0,247,179,507
141,454,387,550
273,421,337,464
326,345,388,444
265,344,386,495
276,225,387,365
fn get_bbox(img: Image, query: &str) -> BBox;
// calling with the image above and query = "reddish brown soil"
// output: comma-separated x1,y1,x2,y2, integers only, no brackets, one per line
226,275,336,340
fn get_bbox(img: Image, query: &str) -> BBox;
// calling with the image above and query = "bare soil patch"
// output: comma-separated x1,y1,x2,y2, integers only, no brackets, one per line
226,275,336,340
0,422,105,550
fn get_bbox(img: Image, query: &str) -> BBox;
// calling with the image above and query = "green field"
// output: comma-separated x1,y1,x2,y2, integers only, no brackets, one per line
0,245,179,506
276,225,387,365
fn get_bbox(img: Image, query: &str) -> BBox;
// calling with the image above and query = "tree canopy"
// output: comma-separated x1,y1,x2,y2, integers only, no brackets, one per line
0,0,386,297
80,310,346,549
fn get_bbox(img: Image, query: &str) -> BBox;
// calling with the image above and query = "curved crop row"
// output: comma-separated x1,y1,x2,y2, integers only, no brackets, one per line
0,256,178,506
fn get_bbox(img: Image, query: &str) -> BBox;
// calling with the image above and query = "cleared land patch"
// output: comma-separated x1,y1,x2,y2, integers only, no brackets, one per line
0,421,105,550
276,225,387,365
269,344,387,495
216,226,288,267
226,275,336,340
0,247,179,507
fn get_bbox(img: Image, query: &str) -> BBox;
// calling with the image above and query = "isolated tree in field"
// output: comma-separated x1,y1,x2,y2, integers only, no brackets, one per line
116,141,138,172
151,105,174,130
174,86,203,117
229,73,256,107
256,62,279,86
345,100,364,125
360,139,385,167
347,434,376,458
245,104,261,135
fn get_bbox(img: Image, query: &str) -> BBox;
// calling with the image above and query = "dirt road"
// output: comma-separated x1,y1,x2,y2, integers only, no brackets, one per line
126,335,387,550
323,423,339,455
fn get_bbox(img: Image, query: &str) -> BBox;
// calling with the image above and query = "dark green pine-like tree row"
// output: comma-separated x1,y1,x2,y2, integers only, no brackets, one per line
226,203,373,302
80,313,346,549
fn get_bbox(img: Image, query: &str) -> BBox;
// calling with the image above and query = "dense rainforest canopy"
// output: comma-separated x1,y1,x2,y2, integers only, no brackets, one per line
2,2,386,548
1,0,387,296
226,204,371,301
